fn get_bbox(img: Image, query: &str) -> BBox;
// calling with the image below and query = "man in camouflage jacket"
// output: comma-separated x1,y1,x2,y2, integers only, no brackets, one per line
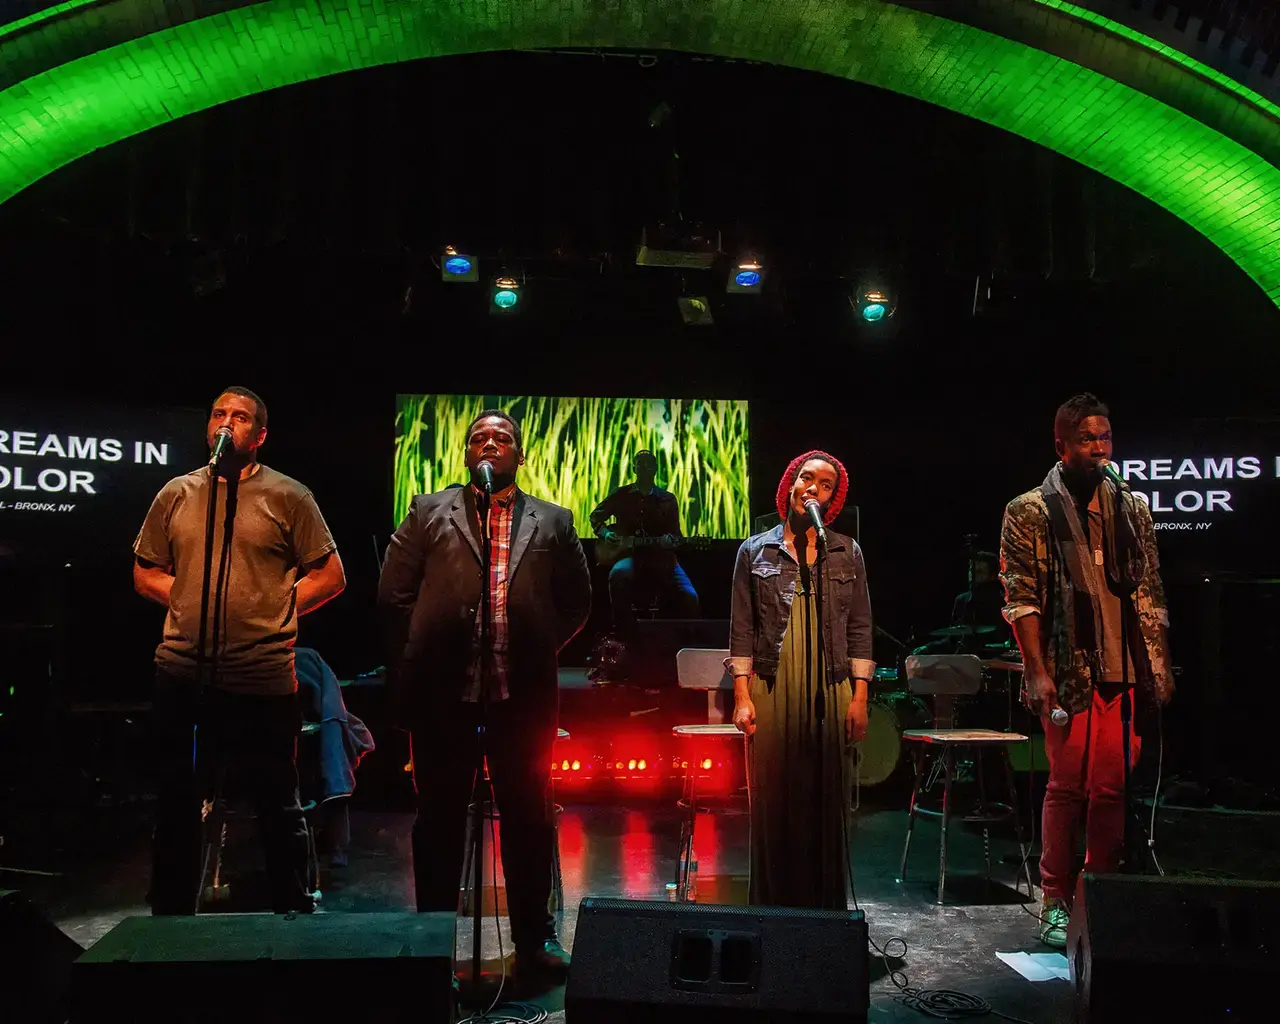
1000,393,1173,948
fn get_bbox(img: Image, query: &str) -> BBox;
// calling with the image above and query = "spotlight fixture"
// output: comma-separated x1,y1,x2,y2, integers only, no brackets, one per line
726,253,766,294
852,282,896,323
677,295,714,326
441,245,478,283
489,274,521,315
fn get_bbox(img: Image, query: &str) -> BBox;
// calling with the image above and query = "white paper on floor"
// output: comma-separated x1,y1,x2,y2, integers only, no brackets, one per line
995,951,1071,982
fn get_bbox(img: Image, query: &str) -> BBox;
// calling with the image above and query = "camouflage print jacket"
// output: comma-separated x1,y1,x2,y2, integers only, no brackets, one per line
999,467,1173,715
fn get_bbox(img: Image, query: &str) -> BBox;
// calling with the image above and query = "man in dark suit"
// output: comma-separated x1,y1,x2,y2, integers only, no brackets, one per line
378,409,591,980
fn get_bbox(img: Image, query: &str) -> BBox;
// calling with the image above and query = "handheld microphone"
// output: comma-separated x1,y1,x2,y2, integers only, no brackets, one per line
1097,458,1130,493
803,498,827,546
1050,707,1069,727
208,426,234,466
476,460,496,494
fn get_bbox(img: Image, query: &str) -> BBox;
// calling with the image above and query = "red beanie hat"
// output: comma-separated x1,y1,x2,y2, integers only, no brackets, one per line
775,450,849,525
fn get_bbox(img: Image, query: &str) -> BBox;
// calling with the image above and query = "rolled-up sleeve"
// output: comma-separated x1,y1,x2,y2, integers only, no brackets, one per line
724,539,755,677
1000,496,1044,624
847,545,875,680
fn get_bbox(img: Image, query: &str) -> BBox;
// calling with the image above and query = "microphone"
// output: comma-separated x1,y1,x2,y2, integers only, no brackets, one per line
476,460,495,494
1097,458,1130,493
803,498,827,546
208,426,234,466
1050,707,1069,727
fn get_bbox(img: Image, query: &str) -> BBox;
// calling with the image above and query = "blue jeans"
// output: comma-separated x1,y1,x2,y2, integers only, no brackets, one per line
607,556,700,636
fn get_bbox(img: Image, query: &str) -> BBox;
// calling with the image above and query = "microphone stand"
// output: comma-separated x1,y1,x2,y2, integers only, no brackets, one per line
195,455,222,696
461,485,497,1001
814,530,836,886
1116,495,1139,875
193,453,237,912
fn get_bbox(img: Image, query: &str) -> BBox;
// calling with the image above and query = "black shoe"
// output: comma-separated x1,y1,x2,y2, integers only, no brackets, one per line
517,939,571,980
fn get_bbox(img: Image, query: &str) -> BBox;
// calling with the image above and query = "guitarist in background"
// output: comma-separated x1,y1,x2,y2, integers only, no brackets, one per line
590,450,700,646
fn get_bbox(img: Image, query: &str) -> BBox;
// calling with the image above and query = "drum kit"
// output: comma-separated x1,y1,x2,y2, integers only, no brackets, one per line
855,624,1026,789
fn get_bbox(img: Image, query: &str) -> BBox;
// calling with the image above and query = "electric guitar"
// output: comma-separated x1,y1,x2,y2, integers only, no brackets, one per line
594,531,712,569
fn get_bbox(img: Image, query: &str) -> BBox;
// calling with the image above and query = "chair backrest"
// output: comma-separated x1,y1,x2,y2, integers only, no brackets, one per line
905,654,984,696
676,648,734,690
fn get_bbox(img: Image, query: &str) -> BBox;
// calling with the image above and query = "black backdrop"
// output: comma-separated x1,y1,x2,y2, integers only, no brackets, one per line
2,49,1278,787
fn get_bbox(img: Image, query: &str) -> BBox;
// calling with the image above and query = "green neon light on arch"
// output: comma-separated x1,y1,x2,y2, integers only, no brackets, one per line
0,0,1277,309
1033,0,1280,123
0,1,102,44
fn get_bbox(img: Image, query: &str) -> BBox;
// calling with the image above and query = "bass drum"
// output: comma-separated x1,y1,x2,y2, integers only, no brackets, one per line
852,692,931,786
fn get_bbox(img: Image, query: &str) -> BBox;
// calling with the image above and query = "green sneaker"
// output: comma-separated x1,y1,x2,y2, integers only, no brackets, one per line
1039,898,1069,948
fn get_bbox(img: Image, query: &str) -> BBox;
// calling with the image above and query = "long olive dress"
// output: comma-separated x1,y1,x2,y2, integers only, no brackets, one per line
746,580,854,909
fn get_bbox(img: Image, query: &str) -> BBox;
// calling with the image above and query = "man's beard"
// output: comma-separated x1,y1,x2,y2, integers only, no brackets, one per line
471,464,516,492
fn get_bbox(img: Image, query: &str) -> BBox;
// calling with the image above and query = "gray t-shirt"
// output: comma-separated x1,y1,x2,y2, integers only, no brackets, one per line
133,464,337,694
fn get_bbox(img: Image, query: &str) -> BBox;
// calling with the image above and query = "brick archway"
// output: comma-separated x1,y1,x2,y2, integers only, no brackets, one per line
2,0,1278,307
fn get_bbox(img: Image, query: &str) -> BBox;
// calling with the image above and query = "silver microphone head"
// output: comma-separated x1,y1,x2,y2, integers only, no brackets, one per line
208,425,235,465
803,498,827,544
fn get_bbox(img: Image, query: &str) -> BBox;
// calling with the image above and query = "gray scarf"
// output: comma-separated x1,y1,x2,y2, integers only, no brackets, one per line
1041,463,1144,676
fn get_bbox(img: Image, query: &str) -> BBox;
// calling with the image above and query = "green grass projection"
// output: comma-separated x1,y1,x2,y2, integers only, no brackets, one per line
393,395,750,540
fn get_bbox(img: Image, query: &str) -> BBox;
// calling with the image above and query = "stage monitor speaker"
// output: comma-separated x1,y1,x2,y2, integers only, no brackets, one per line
565,897,869,1023
1069,872,1280,1023
0,889,83,1023
71,911,455,1023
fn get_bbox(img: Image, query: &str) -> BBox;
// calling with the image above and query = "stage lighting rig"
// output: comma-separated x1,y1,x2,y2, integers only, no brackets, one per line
489,273,522,315
726,253,766,294
636,221,721,270
441,245,478,283
677,295,714,326
851,281,896,323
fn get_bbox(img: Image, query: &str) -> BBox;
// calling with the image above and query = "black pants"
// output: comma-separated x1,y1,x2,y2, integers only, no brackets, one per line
410,698,556,951
150,671,312,914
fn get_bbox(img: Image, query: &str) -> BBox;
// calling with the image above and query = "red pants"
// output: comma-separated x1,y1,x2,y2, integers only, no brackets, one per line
1039,684,1141,906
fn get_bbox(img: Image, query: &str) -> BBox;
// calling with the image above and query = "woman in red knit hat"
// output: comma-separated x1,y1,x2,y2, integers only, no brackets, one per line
725,450,875,908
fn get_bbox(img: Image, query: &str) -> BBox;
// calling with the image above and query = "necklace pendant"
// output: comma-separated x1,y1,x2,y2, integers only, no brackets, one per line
1093,549,1104,566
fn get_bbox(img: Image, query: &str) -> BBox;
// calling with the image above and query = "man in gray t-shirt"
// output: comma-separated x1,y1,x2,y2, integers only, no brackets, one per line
133,386,345,914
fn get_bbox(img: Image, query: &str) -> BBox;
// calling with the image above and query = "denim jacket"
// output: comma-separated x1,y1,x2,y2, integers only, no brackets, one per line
725,525,875,684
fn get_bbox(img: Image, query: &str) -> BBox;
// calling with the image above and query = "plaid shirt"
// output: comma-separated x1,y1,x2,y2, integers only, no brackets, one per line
465,486,516,701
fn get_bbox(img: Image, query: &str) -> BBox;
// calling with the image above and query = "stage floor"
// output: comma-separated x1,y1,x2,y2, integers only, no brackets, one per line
21,791,1080,1023
12,783,1280,1022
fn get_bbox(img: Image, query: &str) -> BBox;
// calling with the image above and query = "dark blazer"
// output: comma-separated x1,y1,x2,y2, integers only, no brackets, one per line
377,485,592,720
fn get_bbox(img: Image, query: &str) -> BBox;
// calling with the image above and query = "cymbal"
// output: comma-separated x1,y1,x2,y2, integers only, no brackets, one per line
984,641,1016,652
929,624,997,638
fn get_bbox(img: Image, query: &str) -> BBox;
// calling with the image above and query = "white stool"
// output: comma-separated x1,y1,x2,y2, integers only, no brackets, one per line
898,653,1032,905
670,723,741,900
667,648,741,901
